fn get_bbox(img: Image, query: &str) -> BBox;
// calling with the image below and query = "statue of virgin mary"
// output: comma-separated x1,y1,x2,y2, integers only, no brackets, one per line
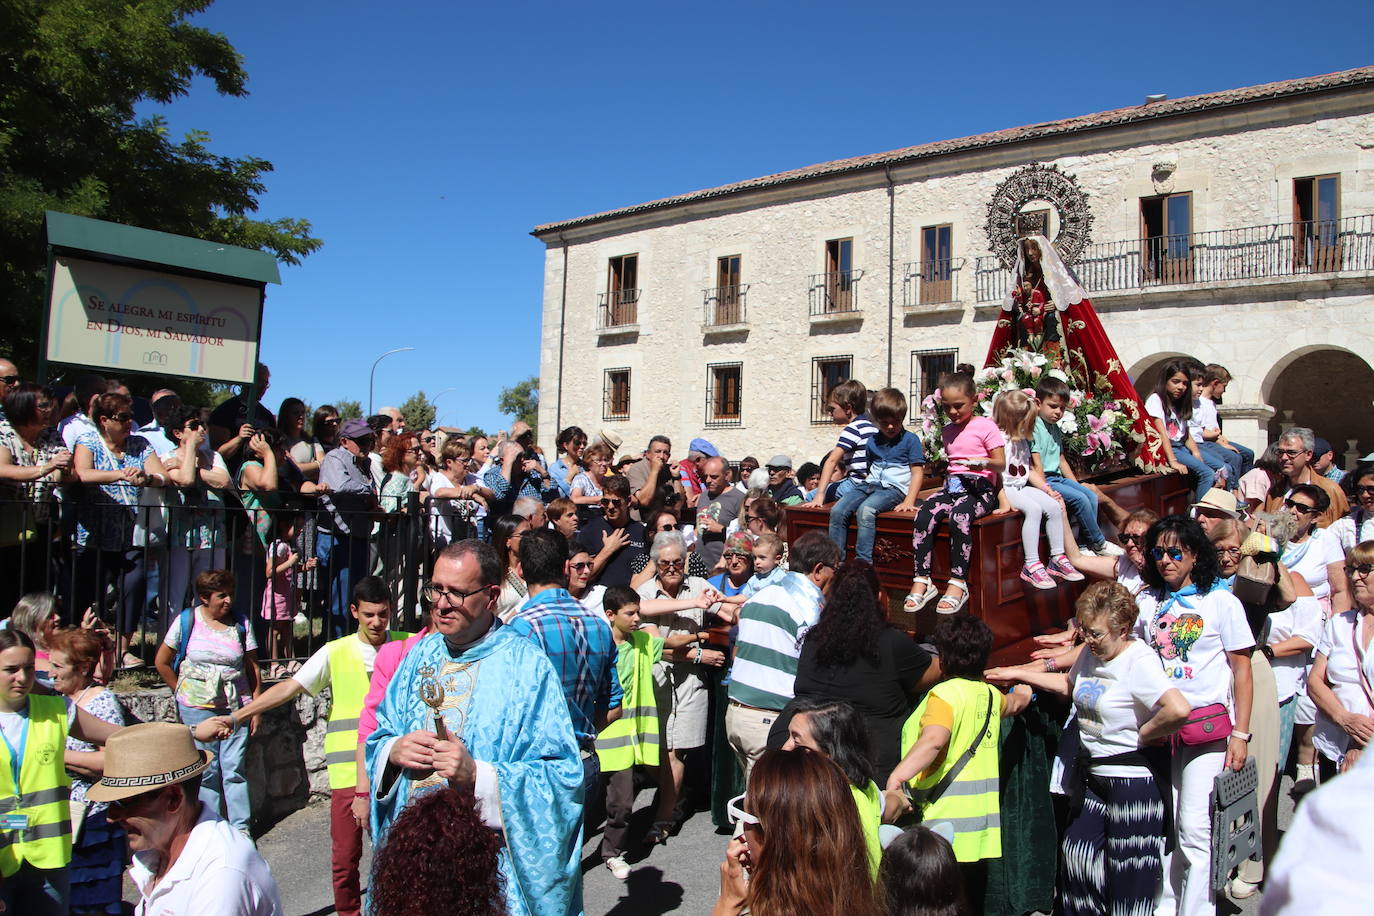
985,234,1169,472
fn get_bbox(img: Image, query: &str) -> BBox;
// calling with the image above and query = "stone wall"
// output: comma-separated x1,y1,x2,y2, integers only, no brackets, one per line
535,83,1374,462
116,686,332,826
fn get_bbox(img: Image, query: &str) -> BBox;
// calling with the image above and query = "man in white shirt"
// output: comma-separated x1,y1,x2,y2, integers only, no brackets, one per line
91,722,283,916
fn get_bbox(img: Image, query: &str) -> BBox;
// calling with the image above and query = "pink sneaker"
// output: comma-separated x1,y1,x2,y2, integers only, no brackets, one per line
1020,562,1056,590
1047,555,1085,582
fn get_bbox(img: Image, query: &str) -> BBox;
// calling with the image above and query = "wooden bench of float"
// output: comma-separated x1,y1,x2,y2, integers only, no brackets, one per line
783,471,1192,665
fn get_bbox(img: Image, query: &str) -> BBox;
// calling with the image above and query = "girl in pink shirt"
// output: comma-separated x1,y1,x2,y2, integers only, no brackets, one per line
906,373,1006,614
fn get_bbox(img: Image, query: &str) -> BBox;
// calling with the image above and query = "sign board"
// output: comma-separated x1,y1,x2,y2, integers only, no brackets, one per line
47,255,261,384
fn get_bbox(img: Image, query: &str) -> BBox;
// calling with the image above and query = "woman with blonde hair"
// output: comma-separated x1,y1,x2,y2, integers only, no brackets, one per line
712,747,882,916
1307,539,1374,779
989,582,1189,916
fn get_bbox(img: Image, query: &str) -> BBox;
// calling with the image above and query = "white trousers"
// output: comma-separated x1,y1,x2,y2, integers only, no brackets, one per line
1157,743,1225,916
1004,485,1066,561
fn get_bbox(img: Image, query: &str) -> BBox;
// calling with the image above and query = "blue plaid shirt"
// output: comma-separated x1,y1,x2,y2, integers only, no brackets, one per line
508,587,622,748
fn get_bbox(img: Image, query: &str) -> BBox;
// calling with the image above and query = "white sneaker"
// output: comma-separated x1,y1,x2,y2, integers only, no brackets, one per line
1292,763,1317,796
1097,541,1125,557
1228,875,1259,899
605,855,631,880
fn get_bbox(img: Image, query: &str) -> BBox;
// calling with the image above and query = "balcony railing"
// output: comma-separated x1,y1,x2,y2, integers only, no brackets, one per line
808,269,863,316
703,284,749,327
974,214,1374,302
597,288,640,329
903,257,966,307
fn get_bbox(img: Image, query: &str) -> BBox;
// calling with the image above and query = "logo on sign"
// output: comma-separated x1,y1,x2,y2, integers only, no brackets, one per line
143,350,169,366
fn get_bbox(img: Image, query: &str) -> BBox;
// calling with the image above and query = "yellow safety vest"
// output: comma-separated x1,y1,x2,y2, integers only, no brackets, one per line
0,694,73,876
324,631,408,790
850,780,883,878
900,677,1002,863
596,631,662,771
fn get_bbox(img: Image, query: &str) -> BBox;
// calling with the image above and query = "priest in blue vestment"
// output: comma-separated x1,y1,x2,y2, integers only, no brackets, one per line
366,539,584,916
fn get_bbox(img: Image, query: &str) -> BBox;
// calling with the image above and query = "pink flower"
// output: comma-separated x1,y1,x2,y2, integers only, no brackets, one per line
1021,387,1036,399
1030,366,1042,378
1001,370,1015,384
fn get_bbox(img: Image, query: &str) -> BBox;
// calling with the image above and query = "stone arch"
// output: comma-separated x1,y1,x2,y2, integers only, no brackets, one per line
1126,351,1190,403
1263,345,1374,466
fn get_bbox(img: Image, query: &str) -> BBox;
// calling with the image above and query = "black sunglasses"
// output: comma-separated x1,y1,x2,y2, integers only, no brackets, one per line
1282,498,1318,515
1119,532,1145,544
1357,485,1374,495
0,375,20,386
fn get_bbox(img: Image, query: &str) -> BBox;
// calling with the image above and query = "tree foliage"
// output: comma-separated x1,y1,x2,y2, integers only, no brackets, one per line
461,425,487,440
0,0,322,376
498,377,539,434
335,399,363,421
399,390,436,433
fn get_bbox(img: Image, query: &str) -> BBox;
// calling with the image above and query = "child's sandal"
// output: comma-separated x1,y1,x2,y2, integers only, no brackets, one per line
936,579,969,615
903,577,937,613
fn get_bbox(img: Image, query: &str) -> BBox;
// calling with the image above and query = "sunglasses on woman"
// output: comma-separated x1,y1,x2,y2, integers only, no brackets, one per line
1149,546,1185,562
1119,532,1145,544
1282,498,1318,515
1347,563,1374,579
726,793,759,827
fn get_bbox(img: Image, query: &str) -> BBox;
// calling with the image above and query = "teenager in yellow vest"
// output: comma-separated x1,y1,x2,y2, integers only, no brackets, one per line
884,615,1032,913
0,629,221,915
595,585,703,881
207,576,408,916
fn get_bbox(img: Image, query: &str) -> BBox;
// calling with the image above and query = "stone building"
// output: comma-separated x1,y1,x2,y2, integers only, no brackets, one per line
533,66,1374,469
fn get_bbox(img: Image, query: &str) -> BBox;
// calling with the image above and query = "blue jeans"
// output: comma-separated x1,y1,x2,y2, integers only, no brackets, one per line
0,863,68,916
1200,440,1250,484
1046,474,1107,549
828,482,904,562
1196,440,1231,484
178,702,251,833
1172,447,1214,501
316,528,370,639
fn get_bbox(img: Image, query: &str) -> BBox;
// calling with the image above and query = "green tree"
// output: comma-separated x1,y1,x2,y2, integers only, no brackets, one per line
399,390,436,433
335,399,363,421
498,377,539,434
461,425,487,440
0,0,322,377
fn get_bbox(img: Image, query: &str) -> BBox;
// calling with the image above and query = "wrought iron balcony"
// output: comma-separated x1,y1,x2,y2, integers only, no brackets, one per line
703,284,749,328
597,288,640,329
808,269,863,317
902,257,966,308
973,214,1374,302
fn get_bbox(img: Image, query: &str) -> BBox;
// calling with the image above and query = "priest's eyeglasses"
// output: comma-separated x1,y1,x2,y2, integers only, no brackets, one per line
421,582,492,607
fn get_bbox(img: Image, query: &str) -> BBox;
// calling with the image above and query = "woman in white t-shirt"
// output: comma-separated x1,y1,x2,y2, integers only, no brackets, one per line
1135,516,1253,916
1329,466,1374,553
988,582,1188,916
1143,361,1212,501
1280,484,1350,617
1307,540,1374,780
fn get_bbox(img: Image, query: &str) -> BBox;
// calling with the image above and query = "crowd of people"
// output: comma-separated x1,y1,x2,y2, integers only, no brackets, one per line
0,351,1370,916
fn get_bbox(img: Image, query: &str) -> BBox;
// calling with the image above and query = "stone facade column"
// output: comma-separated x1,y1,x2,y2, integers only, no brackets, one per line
1218,403,1276,455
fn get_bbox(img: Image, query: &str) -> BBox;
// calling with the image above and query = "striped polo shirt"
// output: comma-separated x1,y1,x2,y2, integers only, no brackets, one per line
836,415,879,482
728,572,823,711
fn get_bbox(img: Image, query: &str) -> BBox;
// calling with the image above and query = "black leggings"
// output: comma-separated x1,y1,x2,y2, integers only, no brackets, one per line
910,475,996,580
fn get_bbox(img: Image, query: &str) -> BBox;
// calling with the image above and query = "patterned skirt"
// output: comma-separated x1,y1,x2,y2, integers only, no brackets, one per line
69,806,127,914
1060,774,1165,916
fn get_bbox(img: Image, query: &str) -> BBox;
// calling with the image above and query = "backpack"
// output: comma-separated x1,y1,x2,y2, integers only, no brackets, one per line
171,607,249,675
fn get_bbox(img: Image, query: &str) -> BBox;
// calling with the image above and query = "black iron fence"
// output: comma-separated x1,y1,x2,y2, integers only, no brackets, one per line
974,214,1374,302
0,486,442,670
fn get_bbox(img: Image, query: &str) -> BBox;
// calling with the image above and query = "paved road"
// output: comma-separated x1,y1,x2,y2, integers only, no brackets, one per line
127,778,1293,915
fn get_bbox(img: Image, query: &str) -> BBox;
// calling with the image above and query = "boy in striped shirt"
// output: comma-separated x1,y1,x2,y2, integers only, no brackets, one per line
807,378,876,507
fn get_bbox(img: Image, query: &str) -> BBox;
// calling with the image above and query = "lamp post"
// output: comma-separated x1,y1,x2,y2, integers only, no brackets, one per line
427,387,457,431
369,347,415,416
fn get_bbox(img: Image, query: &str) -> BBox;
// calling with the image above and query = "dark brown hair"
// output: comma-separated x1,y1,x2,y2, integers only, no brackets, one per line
745,748,883,916
194,569,235,599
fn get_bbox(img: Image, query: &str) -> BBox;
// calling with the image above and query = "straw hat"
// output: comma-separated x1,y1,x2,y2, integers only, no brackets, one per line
1190,488,1240,519
86,722,214,803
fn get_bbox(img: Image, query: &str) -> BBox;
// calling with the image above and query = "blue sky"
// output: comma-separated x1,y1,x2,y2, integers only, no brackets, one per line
146,0,1374,433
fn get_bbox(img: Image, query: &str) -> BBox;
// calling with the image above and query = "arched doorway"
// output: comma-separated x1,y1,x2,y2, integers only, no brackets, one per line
1264,347,1374,467
1127,352,1190,406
